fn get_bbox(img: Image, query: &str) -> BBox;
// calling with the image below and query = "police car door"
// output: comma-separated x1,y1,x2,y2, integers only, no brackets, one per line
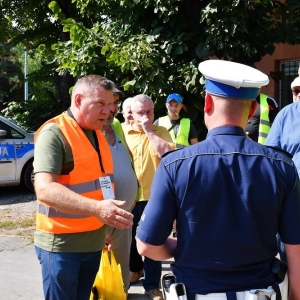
0,120,17,181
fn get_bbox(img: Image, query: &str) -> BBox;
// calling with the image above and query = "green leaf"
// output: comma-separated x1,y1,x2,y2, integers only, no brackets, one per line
49,1,66,21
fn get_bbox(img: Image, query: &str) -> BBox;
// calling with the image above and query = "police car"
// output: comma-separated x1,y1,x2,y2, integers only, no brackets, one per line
0,114,34,192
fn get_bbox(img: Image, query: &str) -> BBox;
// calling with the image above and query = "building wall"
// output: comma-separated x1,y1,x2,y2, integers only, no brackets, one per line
255,44,300,104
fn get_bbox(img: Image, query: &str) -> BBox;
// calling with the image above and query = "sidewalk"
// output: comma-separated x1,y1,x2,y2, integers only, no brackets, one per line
0,235,172,300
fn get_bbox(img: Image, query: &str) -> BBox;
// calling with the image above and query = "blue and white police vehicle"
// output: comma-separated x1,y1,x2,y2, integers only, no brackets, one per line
0,114,34,192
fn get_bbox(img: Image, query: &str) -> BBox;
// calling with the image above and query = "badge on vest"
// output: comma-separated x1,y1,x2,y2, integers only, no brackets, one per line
99,176,115,199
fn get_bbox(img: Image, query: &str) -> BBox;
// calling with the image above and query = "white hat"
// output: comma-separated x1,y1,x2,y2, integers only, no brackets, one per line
291,77,300,89
198,60,269,100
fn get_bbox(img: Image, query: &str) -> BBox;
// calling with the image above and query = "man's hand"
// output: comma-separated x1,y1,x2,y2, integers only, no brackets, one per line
137,115,152,132
94,200,133,229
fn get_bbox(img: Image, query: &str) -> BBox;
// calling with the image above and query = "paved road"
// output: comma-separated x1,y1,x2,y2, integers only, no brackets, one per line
0,186,173,299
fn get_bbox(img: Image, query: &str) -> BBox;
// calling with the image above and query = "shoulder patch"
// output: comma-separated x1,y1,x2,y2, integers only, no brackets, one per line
162,148,182,158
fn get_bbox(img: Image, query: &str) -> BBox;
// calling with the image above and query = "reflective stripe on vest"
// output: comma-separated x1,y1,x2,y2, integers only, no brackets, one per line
158,116,190,148
34,112,114,234
258,93,270,145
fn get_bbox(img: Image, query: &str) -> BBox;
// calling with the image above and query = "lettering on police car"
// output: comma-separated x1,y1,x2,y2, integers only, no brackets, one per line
0,147,9,156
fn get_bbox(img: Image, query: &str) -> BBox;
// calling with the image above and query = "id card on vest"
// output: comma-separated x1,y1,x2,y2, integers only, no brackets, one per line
99,176,115,199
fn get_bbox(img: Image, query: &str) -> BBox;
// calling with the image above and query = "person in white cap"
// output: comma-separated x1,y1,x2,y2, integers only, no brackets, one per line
135,60,300,300
265,71,300,266
154,93,198,149
291,67,300,103
265,69,300,173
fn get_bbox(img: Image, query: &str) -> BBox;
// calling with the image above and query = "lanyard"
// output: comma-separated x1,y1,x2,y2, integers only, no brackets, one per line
93,131,105,175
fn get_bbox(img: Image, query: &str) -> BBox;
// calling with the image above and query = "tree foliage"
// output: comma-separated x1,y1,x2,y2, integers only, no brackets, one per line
0,44,23,103
1,0,300,138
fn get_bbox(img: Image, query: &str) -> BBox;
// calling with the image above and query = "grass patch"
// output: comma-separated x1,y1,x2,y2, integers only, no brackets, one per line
0,220,15,230
19,218,35,228
0,217,35,230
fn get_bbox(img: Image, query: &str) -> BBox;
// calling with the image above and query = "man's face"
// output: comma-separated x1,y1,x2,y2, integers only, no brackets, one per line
105,94,120,125
292,86,300,102
132,99,154,129
76,86,114,130
122,104,133,125
166,100,182,118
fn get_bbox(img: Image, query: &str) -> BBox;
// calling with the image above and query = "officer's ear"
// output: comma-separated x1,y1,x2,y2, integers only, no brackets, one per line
204,93,213,113
248,100,258,120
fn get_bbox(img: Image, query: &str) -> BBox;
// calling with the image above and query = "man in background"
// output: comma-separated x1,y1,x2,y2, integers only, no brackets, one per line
265,73,300,173
122,97,134,125
101,86,138,293
154,93,198,148
136,60,300,300
123,94,174,300
265,70,300,263
291,75,300,102
245,93,279,144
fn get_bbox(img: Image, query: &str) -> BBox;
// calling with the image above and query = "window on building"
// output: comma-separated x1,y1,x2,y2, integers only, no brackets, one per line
279,60,300,109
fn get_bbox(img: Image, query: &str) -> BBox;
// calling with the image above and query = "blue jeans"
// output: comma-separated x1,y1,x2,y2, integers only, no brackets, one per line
35,246,101,300
130,201,162,291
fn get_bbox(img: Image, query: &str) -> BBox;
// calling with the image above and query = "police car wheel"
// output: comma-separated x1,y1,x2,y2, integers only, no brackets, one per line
22,162,34,192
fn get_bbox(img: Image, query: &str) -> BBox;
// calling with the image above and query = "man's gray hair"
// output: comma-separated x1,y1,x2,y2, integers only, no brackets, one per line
72,75,114,98
132,94,153,109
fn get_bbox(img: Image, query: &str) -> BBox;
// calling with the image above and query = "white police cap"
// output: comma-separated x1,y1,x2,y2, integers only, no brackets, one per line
198,60,269,100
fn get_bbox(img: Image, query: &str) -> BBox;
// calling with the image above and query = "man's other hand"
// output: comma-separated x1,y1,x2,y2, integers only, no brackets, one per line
95,200,133,229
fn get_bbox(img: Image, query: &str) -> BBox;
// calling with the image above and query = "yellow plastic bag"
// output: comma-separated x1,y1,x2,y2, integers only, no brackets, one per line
90,250,126,300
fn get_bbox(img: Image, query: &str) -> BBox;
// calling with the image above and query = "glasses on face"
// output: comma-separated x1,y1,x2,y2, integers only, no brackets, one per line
133,110,154,116
292,89,300,96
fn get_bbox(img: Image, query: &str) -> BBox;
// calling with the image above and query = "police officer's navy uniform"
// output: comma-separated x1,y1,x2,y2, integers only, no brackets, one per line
138,125,299,298
136,60,300,300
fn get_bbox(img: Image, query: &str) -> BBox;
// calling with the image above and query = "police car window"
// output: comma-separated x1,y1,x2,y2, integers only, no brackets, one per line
0,121,10,138
0,121,8,131
11,128,25,139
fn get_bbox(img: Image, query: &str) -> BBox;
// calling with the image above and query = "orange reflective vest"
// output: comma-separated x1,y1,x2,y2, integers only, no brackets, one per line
34,112,114,234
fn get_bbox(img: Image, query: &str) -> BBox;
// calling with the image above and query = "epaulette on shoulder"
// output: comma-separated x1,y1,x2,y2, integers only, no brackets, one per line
162,148,182,158
265,146,293,159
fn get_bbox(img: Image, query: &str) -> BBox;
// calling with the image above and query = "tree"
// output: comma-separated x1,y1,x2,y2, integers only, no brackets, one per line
42,0,299,138
0,44,23,107
1,0,300,137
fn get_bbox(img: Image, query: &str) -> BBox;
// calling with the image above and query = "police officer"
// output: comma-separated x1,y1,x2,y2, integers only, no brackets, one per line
136,60,300,300
154,93,198,148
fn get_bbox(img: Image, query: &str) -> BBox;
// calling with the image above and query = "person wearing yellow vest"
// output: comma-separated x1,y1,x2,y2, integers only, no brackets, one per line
245,93,279,144
154,93,198,149
101,85,138,293
33,75,133,300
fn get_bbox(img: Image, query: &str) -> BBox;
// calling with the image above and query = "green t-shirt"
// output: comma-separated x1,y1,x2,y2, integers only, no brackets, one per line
34,123,106,252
